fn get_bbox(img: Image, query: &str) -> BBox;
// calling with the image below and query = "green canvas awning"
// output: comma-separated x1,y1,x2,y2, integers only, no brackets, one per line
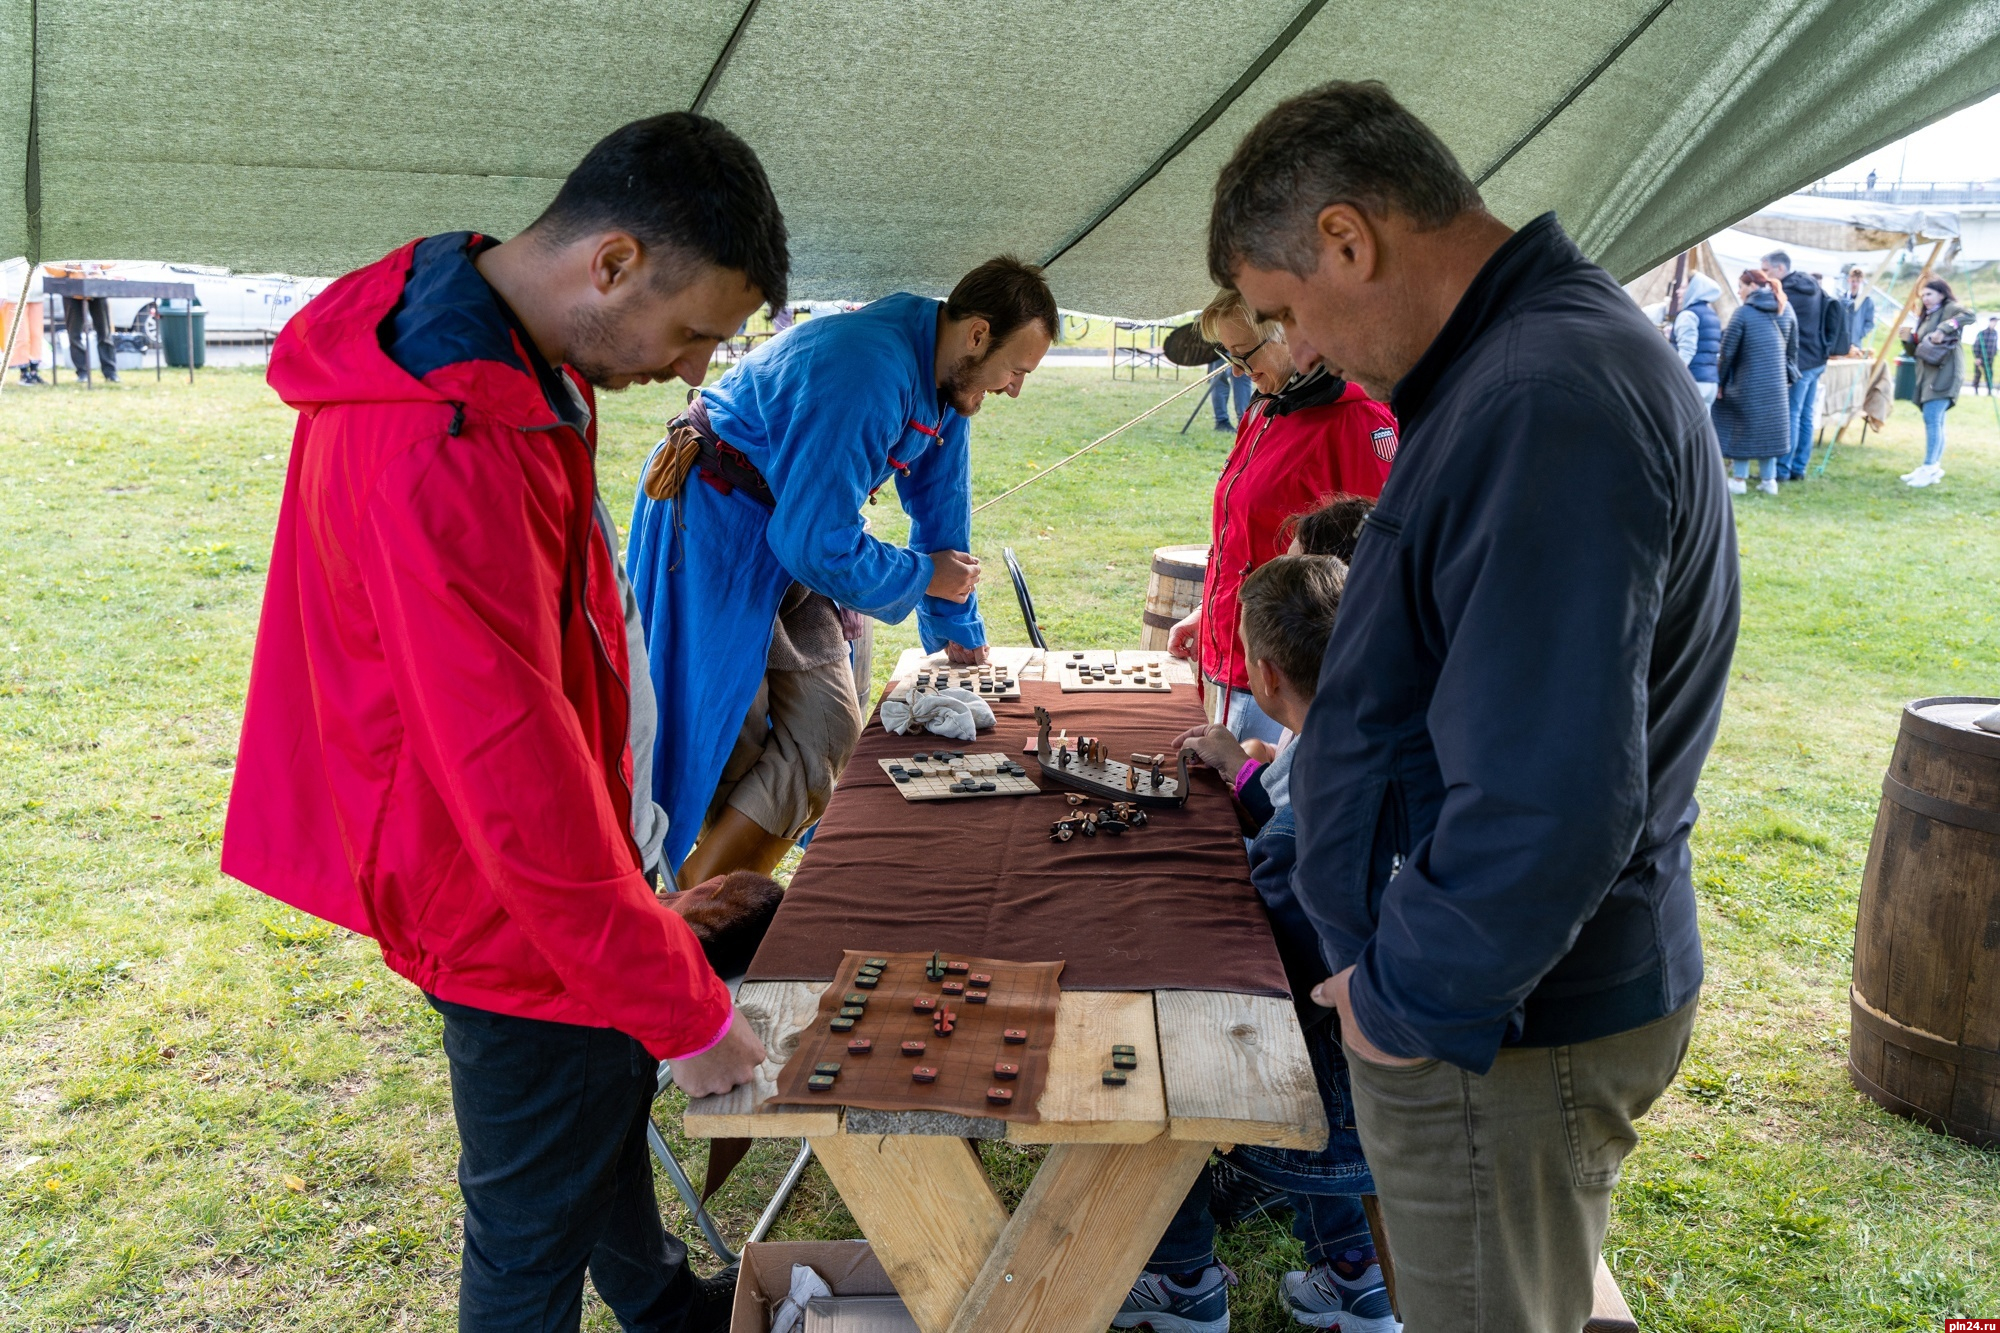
3,0,1997,316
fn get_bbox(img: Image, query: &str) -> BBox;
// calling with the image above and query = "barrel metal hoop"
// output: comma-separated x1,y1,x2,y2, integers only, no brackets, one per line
1150,558,1205,582
1849,1060,2000,1148
1141,610,1183,631
1881,774,2000,837
1902,696,2000,759
1850,989,2000,1078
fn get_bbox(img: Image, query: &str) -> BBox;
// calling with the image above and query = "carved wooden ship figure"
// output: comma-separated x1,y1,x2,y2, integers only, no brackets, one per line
1031,705,1189,808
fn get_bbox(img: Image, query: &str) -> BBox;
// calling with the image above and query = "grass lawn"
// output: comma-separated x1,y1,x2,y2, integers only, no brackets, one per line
2,362,1996,1330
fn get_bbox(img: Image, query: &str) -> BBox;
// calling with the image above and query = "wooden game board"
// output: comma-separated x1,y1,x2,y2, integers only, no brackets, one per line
1054,650,1171,693
878,752,1039,801
908,662,1022,701
766,950,1065,1123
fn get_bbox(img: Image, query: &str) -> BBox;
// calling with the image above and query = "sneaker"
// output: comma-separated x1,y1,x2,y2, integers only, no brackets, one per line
1907,464,1942,488
1207,1156,1289,1226
1900,463,1928,481
686,1264,740,1333
1758,478,1779,496
1726,477,1746,494
1214,420,1235,432
1282,1250,1399,1331
1113,1264,1236,1333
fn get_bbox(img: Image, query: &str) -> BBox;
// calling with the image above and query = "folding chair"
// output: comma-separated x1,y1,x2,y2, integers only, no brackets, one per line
1004,548,1046,650
647,1062,812,1264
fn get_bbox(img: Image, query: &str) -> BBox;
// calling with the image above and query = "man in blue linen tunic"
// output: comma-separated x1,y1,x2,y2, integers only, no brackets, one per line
628,258,1057,881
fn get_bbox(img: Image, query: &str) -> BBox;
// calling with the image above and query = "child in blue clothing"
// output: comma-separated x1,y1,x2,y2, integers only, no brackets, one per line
1116,555,1397,1333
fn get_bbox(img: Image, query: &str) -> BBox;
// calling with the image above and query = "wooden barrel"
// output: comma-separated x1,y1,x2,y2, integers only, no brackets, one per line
1849,696,2000,1147
1140,545,1208,650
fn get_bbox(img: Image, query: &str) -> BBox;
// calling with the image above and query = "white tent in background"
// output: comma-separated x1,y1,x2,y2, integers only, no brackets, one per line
1735,194,1959,253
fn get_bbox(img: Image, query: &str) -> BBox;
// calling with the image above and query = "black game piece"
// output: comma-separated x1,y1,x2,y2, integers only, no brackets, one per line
838,1006,866,1019
815,1062,842,1076
854,974,879,989
1102,1069,1128,1087
844,993,869,1006
979,781,996,792
808,1074,837,1092
830,1017,855,1032
1099,819,1127,835
1112,1051,1138,1070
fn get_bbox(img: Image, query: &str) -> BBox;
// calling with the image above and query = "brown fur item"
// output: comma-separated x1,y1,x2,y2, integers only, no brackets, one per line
663,871,785,980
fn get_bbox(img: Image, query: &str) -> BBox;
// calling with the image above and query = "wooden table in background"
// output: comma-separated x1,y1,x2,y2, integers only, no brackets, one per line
685,646,1328,1333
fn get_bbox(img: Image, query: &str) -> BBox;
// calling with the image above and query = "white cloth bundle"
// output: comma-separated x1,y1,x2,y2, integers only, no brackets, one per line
878,683,995,742
770,1263,833,1333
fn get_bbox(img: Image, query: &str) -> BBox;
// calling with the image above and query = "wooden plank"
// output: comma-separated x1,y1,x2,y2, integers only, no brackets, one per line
943,1137,1212,1333
1585,1254,1638,1333
812,1133,1010,1333
1155,990,1326,1149
682,981,838,1139
1008,990,1165,1144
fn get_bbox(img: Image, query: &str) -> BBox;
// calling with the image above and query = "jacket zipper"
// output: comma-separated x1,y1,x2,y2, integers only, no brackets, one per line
1207,404,1274,687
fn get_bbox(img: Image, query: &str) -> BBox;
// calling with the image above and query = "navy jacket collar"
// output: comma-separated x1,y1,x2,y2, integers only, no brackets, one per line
1389,212,1578,431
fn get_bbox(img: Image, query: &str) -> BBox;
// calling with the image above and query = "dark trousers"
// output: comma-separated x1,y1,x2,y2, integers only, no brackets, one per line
1149,1017,1376,1272
63,296,115,378
429,996,696,1333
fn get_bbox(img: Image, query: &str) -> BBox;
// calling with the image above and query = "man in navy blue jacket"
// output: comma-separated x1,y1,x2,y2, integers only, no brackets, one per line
1212,82,1739,1331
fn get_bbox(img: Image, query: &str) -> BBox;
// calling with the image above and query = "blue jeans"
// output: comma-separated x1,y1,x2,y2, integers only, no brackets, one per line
1209,359,1253,427
1148,1019,1377,1272
1730,457,1775,481
1921,398,1949,466
1212,681,1287,748
1782,364,1825,478
430,997,697,1333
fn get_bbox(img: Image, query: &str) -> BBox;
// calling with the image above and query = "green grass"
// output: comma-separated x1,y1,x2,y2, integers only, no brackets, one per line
2,364,1997,1329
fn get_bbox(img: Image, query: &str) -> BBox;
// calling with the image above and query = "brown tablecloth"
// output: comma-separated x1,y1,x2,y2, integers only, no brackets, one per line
746,680,1290,996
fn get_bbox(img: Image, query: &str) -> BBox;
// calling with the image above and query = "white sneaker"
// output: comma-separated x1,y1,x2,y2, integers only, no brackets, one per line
1758,478,1779,495
1727,477,1747,495
1900,463,1929,482
1906,464,1942,488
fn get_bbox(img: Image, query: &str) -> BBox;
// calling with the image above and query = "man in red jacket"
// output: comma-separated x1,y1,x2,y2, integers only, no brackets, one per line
223,114,788,1330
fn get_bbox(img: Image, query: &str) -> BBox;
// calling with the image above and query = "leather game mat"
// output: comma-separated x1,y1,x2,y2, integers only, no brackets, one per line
747,681,1290,997
766,950,1063,1122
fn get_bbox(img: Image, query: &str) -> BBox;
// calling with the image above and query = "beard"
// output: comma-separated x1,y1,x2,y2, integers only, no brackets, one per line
563,301,630,389
938,346,998,416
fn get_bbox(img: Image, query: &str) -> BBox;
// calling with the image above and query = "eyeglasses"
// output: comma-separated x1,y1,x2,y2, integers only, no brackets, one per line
1218,337,1269,374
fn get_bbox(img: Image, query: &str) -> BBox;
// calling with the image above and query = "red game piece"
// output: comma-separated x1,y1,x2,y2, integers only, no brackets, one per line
934,1005,957,1036
945,961,970,975
993,1061,1019,1080
941,981,965,996
968,973,992,986
912,997,937,1014
985,1086,1013,1105
847,1038,873,1055
912,1066,938,1084
900,1040,926,1056
1003,1029,1028,1044
965,990,989,1004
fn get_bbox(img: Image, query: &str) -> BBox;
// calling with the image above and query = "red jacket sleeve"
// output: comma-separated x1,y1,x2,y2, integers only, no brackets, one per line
356,425,732,1059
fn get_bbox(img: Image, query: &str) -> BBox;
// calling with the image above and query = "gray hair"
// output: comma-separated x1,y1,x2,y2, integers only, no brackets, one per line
1761,250,1793,273
1209,81,1481,284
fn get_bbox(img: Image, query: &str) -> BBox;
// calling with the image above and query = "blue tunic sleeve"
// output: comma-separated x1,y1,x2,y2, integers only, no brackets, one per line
897,421,987,650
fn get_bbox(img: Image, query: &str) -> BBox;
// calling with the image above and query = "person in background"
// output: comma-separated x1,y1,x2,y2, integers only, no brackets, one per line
1167,287,1396,747
1900,277,1972,488
63,291,119,385
1840,265,1876,354
1762,249,1847,480
1971,315,1997,395
1213,81,1736,1331
1673,270,1723,407
223,113,788,1332
1712,270,1796,496
1122,556,1395,1333
1208,351,1254,429
1288,493,1375,561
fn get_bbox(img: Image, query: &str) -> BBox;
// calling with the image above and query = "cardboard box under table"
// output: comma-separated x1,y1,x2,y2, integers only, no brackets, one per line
686,650,1327,1333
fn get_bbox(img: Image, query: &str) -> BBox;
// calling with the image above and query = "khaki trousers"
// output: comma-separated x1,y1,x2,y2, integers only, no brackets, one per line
1348,999,1697,1333
707,655,865,841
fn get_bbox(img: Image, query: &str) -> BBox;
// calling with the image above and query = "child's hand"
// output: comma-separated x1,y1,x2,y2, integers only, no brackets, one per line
1175,723,1250,783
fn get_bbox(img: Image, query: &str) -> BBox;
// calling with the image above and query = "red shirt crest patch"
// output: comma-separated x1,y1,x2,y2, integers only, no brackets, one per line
1371,426,1399,463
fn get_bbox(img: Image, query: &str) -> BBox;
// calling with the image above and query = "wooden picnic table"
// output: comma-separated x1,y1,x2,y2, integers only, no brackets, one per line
684,646,1327,1333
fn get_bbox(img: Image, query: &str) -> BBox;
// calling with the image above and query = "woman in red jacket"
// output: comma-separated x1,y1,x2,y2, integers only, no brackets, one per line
1168,288,1398,741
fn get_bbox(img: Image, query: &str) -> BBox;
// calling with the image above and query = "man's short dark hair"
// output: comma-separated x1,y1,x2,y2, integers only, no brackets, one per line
1209,81,1480,284
1761,250,1793,273
532,112,789,309
1288,494,1375,563
1238,555,1345,690
946,256,1059,347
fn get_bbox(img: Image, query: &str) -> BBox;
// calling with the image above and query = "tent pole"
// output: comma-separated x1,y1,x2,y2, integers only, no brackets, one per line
1833,237,1944,447
0,264,32,396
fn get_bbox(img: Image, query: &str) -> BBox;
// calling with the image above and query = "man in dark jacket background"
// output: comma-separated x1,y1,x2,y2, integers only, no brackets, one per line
1212,82,1739,1331
1840,264,1877,354
1764,250,1848,479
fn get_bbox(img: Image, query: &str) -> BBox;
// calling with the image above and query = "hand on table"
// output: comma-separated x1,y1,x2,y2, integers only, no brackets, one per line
1167,606,1201,659
666,1007,769,1097
1312,967,1426,1068
926,550,981,603
943,640,989,665
1173,722,1249,784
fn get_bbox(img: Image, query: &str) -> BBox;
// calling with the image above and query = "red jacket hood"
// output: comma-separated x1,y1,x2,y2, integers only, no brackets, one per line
268,239,567,435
